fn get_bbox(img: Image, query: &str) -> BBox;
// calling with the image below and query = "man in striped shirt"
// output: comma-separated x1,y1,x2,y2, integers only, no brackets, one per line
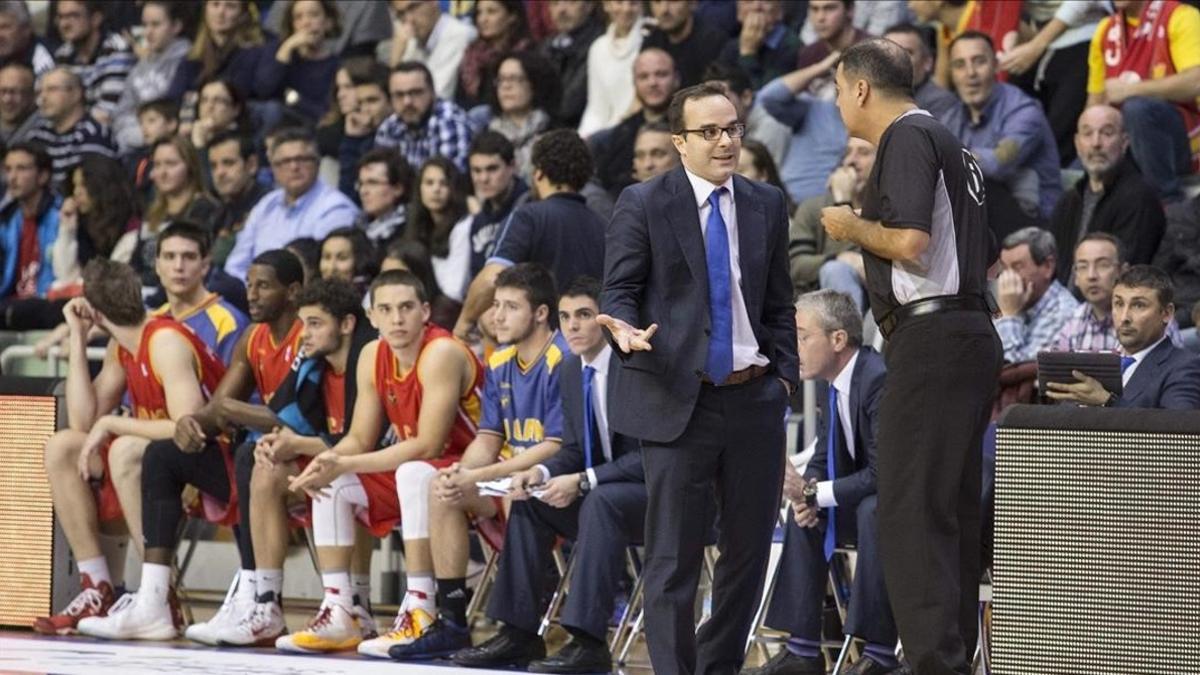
26,66,116,188
50,0,134,126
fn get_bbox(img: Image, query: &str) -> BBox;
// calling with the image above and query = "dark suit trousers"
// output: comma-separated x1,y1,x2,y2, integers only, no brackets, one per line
765,495,896,646
876,311,1001,675
642,376,788,675
487,482,647,641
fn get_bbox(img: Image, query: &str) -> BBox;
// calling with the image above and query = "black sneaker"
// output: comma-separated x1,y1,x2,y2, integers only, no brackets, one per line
388,618,470,660
528,636,613,673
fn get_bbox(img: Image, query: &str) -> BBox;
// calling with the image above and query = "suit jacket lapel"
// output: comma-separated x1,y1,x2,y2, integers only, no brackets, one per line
733,176,766,316
664,167,708,286
1123,339,1171,404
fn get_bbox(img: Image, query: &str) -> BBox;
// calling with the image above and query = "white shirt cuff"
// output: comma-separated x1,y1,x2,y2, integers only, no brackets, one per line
536,465,551,483
816,481,838,508
586,468,599,487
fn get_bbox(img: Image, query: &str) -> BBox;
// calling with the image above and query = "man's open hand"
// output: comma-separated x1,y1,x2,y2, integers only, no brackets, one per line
596,314,657,353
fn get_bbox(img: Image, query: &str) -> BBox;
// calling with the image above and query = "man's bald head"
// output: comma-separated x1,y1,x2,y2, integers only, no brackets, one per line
838,37,914,100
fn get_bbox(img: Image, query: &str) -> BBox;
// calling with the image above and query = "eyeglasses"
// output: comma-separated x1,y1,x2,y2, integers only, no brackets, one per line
678,123,746,142
355,178,393,190
496,74,528,86
271,155,317,168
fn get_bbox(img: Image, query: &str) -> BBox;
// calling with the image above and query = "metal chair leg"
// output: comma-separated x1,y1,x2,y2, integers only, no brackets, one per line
833,634,854,673
539,547,576,636
611,547,644,653
466,546,499,629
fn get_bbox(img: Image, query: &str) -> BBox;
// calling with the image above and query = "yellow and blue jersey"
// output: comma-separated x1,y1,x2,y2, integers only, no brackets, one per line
478,331,567,456
152,292,250,365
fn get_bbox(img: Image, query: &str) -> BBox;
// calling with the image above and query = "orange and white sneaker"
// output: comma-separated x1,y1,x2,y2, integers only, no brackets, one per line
277,602,361,653
357,608,437,658
32,574,115,635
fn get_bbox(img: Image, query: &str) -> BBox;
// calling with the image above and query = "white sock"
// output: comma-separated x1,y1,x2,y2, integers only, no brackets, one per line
235,569,256,603
140,563,172,608
351,573,371,609
255,569,283,603
321,571,352,609
78,556,111,587
404,574,436,614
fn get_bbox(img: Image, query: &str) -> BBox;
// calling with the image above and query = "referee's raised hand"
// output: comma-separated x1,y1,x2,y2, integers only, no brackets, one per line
597,314,658,353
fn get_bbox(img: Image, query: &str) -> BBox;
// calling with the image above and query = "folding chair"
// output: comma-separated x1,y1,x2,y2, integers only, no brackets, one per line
537,540,575,636
465,510,507,629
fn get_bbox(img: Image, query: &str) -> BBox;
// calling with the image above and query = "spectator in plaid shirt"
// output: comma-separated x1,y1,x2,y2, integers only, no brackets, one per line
1053,232,1183,352
374,61,473,172
51,0,135,127
994,227,1080,363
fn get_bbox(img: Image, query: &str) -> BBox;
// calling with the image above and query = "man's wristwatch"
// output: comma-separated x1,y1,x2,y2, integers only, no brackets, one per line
803,482,818,508
578,472,592,495
1103,390,1120,407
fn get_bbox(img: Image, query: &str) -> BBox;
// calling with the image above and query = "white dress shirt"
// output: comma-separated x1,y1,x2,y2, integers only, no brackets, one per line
1121,334,1167,388
537,344,615,486
817,351,859,508
399,14,477,100
683,168,770,372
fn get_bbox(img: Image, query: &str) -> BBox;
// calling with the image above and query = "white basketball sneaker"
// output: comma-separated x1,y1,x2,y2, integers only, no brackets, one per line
76,592,180,641
217,600,287,647
185,575,252,645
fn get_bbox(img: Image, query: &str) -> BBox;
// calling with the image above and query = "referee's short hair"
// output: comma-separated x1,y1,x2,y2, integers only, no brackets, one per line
795,289,863,348
1002,227,1057,265
1115,265,1174,308
838,37,914,100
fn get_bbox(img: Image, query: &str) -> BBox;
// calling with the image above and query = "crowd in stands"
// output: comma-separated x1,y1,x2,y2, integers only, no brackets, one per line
3,1,1197,673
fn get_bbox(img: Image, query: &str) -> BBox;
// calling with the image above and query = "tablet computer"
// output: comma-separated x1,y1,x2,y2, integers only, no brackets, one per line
1036,351,1123,398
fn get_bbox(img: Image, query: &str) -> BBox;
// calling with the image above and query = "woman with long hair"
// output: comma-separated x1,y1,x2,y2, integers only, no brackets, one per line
405,157,472,302
274,0,342,124
486,51,560,181
457,0,532,110
136,137,220,287
319,226,379,295
168,0,283,125
45,155,141,303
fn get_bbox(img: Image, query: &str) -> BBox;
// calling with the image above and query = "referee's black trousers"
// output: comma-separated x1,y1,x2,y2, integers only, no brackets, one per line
876,310,1001,675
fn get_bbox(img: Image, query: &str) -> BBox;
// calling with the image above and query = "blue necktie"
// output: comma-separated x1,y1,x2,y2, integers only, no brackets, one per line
582,365,596,469
824,384,839,561
1120,356,1135,373
704,188,734,383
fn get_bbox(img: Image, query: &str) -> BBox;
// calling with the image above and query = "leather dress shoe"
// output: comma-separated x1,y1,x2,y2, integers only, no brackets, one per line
840,656,905,675
528,636,613,673
741,648,824,675
452,627,546,668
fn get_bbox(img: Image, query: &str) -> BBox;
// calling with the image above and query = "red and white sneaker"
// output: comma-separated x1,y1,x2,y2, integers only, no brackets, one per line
186,575,252,645
32,574,115,635
277,602,361,653
216,601,287,647
76,591,180,641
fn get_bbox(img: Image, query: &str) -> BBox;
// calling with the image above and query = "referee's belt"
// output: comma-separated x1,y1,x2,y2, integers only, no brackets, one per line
877,294,993,341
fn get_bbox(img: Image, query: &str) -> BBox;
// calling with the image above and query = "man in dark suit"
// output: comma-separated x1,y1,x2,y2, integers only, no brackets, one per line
748,290,900,675
452,277,647,673
599,82,799,675
1047,265,1200,409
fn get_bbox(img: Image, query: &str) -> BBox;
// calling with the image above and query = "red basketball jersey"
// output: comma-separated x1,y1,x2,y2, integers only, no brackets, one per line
322,368,347,435
375,324,483,467
118,317,226,419
246,320,303,402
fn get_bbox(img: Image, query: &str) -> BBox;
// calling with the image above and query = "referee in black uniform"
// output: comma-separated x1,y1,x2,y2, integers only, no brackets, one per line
820,39,1002,675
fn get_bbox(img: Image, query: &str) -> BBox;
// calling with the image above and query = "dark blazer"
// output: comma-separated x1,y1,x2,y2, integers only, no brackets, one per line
542,351,643,483
804,347,886,509
602,166,799,444
1117,338,1200,410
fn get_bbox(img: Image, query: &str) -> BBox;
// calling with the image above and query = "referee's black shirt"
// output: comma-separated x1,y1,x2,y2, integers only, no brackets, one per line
488,192,606,288
858,110,997,317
